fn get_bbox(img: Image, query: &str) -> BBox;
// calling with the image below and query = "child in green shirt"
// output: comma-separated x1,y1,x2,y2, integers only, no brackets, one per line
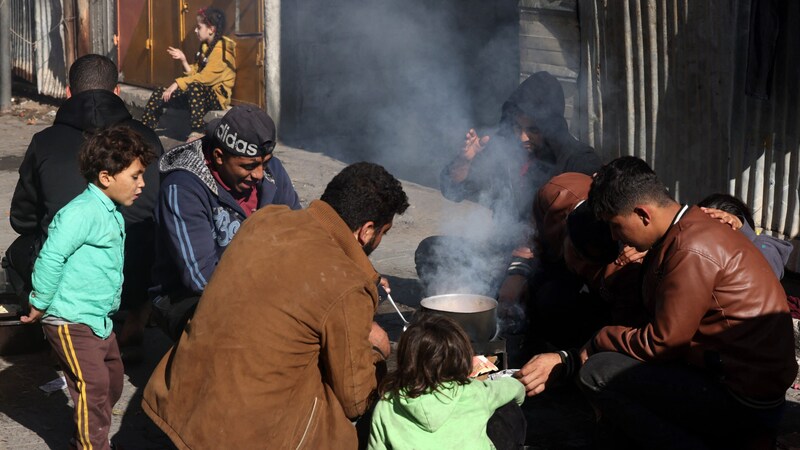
368,315,526,450
21,125,155,450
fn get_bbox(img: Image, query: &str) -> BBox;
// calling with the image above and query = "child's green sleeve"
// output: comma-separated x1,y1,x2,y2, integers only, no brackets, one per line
29,206,90,310
482,377,525,411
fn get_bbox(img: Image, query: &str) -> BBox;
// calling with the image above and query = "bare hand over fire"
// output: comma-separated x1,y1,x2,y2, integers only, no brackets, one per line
448,129,490,183
461,129,490,161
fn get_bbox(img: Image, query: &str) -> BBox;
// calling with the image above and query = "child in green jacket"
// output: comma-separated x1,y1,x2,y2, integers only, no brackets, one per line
368,315,526,450
21,125,155,450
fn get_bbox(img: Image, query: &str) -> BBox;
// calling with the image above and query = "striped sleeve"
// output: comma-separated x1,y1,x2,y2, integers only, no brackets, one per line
159,183,218,293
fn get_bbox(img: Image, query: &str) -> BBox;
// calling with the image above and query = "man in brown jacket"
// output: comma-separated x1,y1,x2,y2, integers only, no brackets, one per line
525,156,796,448
141,162,409,449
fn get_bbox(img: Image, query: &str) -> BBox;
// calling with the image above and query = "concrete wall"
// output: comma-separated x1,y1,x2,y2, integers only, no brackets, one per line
519,0,581,131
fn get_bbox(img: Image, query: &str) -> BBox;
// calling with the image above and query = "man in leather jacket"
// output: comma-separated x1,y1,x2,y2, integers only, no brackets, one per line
516,156,797,448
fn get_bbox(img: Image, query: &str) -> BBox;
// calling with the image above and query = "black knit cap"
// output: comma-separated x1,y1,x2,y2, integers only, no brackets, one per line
207,105,276,157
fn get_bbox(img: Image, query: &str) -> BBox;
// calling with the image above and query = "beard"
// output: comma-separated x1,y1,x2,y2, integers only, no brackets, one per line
362,235,378,256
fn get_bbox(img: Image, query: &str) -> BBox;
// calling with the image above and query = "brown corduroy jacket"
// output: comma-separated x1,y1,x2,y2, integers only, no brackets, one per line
142,200,383,449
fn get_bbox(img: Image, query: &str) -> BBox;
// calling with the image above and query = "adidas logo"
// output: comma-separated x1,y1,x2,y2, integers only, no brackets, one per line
216,123,260,156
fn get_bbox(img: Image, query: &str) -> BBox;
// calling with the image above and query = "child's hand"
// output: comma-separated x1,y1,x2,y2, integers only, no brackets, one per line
167,46,187,64
20,305,44,323
163,82,179,102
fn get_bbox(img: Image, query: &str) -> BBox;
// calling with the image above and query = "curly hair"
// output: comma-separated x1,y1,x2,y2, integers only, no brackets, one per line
377,314,473,399
79,125,156,183
321,162,409,230
589,156,673,219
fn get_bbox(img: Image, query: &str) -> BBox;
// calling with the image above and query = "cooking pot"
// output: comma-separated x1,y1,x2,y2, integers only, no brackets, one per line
419,294,497,342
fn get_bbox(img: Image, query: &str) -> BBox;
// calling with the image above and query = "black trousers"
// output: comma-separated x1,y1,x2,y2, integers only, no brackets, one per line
141,82,221,131
578,352,784,450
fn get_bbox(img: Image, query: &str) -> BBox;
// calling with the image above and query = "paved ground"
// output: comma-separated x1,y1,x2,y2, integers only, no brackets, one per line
0,92,798,449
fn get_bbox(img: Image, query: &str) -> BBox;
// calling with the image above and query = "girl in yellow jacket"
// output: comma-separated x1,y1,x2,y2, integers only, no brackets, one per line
142,7,236,135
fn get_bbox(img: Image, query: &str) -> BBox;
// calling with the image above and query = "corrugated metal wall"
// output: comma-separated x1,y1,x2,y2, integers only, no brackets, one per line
578,0,800,246
519,0,581,130
9,0,68,98
10,0,36,82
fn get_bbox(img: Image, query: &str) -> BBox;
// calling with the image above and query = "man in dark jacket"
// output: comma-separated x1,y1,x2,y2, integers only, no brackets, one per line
7,54,163,347
150,105,301,339
416,71,602,305
517,157,798,448
439,71,601,220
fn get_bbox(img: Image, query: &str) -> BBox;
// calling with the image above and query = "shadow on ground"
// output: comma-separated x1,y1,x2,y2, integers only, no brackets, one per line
0,348,72,448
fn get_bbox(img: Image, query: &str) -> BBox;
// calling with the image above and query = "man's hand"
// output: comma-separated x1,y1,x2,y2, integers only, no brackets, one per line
615,245,647,266
515,352,562,396
369,321,390,359
461,128,490,161
448,129,490,183
162,82,179,102
700,207,743,231
20,305,44,323
379,277,391,295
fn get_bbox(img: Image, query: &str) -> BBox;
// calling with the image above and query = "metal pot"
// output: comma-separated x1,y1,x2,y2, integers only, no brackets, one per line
420,294,498,342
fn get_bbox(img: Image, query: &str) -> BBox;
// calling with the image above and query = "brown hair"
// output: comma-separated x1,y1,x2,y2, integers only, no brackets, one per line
79,125,155,183
377,314,473,399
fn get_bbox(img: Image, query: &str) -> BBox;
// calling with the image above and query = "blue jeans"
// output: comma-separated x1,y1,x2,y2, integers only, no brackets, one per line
578,352,783,450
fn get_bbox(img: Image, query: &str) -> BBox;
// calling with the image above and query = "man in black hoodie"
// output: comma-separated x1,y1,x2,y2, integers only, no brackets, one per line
7,54,163,348
440,71,601,219
416,72,602,336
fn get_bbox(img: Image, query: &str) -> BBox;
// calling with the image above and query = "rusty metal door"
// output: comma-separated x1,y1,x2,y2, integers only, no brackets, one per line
118,0,180,86
117,0,151,85
118,0,264,107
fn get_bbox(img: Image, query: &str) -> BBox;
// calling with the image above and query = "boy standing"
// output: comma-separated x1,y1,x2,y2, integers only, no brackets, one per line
21,125,155,450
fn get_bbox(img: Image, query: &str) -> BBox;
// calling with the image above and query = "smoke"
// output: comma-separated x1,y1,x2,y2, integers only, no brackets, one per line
281,0,543,298
282,0,520,185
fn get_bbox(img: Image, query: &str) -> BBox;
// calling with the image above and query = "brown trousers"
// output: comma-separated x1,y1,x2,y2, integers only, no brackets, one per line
43,324,124,450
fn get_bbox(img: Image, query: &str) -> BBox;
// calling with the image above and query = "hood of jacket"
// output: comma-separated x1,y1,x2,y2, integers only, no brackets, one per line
391,383,464,433
502,71,566,131
55,89,132,132
219,36,236,66
159,138,219,195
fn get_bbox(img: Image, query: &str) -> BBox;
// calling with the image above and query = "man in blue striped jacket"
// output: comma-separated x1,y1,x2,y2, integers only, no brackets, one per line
149,106,301,339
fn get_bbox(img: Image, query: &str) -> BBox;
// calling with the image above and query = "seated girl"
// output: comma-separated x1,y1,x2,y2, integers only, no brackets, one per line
142,7,236,137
